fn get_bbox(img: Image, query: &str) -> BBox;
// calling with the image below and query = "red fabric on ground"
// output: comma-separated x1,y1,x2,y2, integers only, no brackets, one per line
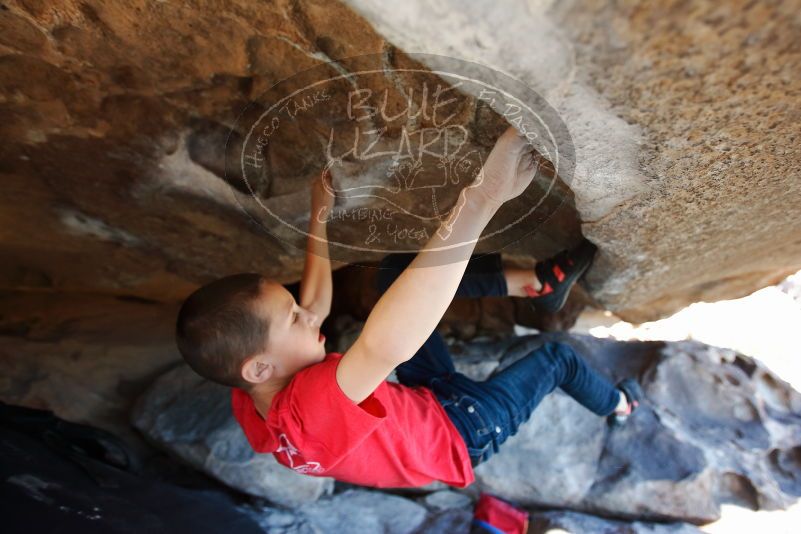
473,493,529,534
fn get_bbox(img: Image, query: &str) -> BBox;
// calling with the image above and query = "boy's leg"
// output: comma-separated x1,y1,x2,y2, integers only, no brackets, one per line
376,240,598,307
438,341,622,466
376,252,508,299
482,341,620,422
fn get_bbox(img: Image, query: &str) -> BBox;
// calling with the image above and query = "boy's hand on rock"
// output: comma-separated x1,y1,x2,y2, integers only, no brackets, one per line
470,126,539,208
311,168,336,219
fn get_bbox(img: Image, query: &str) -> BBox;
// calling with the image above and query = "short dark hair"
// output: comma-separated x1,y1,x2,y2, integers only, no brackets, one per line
175,273,271,389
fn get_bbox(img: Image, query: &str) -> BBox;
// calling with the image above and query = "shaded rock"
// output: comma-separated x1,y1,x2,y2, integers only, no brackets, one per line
410,508,473,533
423,489,472,511
414,490,474,533
131,329,801,525
238,488,704,534
130,363,333,508
296,489,427,533
0,292,187,466
456,333,801,523
237,506,317,534
241,489,429,534
528,509,702,534
0,1,580,307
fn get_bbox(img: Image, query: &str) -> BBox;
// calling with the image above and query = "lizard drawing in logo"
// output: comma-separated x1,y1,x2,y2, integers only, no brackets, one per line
317,125,487,240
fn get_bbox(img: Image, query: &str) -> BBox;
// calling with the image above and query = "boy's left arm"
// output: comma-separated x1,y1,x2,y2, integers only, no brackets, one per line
299,169,335,325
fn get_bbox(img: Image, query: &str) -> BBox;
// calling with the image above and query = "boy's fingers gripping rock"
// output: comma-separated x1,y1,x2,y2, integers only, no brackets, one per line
472,125,536,206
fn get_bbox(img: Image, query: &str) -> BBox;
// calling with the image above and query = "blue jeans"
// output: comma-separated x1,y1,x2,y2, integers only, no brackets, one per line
375,253,621,467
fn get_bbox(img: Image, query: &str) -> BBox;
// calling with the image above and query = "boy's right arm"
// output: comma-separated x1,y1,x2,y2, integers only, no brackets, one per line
336,126,538,405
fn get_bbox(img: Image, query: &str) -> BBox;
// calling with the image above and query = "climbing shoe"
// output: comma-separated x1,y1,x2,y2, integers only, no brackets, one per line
606,378,643,428
524,239,597,313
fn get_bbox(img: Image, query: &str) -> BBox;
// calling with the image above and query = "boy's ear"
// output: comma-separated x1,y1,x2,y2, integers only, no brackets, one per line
241,354,274,385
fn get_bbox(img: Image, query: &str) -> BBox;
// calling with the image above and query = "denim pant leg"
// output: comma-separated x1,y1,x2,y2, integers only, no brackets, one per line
375,252,508,299
460,342,621,465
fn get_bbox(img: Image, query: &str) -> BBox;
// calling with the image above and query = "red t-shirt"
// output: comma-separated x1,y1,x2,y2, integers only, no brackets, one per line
230,352,474,488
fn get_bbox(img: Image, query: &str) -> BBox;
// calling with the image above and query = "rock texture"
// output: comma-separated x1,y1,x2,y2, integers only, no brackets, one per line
237,488,704,533
0,291,184,464
344,0,801,321
460,333,801,523
239,488,465,533
0,0,578,306
526,510,703,534
131,331,801,525
1,0,799,321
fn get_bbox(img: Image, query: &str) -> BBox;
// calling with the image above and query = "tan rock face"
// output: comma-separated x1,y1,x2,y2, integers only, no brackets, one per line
1,0,798,321
0,0,579,307
557,0,801,321
344,0,801,321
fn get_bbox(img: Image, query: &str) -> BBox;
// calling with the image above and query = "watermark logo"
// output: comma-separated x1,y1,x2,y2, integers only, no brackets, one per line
226,53,573,266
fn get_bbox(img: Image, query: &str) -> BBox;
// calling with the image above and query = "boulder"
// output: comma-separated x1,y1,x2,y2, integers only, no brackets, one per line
238,488,465,534
131,331,801,524
130,363,333,508
238,490,705,533
0,0,577,309
295,489,428,533
527,509,703,534
1,0,798,321
453,333,801,523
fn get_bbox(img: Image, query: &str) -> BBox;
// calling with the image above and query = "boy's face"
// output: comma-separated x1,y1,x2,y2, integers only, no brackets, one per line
252,281,327,379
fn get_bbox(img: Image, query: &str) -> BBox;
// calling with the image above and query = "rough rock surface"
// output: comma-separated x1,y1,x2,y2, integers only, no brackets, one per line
343,0,801,321
0,0,578,304
130,361,333,508
237,488,704,533
526,510,703,534
131,330,801,524
456,333,801,523
239,488,468,534
1,0,799,321
0,292,184,464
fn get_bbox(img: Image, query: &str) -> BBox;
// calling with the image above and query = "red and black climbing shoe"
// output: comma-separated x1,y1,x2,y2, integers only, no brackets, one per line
607,378,643,428
524,239,597,314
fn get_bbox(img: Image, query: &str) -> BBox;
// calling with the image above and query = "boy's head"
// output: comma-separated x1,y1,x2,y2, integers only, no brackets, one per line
175,274,326,391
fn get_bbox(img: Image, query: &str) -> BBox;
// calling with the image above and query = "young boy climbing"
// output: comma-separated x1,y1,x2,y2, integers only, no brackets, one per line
175,125,642,489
